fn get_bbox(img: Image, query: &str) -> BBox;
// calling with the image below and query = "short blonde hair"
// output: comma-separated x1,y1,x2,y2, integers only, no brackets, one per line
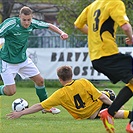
19,6,32,15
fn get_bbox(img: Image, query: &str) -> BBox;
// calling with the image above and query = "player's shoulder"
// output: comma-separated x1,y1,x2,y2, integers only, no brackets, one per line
78,78,91,84
31,18,49,28
78,78,89,81
4,17,18,21
32,18,40,22
95,0,124,7
108,0,124,6
79,78,96,86
31,18,44,24
2,17,18,25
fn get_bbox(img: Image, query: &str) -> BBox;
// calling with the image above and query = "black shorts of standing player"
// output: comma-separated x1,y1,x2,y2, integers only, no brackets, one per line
92,53,133,84
95,88,116,118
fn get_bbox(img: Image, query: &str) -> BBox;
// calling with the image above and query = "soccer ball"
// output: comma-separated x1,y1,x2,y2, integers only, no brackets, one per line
12,98,29,112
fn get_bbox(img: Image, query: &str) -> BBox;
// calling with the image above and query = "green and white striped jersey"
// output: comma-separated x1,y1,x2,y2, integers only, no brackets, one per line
0,17,49,64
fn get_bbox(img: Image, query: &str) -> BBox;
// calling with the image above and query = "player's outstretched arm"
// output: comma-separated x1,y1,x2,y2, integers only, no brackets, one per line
99,93,112,105
6,103,43,119
48,23,68,40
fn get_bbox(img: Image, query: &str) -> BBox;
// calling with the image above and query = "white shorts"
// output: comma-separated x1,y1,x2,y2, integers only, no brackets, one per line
1,58,40,85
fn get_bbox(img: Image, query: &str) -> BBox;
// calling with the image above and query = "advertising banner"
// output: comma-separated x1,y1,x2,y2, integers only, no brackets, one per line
27,47,133,80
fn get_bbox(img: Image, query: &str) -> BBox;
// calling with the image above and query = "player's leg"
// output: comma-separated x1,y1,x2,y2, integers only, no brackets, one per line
93,54,133,133
0,84,16,96
125,81,133,133
126,110,133,133
18,58,47,101
99,84,133,133
108,85,133,116
1,84,16,96
0,73,16,96
0,60,17,96
100,83,133,132
30,74,48,102
18,58,60,114
114,110,132,119
30,74,60,114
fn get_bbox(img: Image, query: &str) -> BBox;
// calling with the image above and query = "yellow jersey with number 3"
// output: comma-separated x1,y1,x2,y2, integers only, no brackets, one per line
41,78,103,119
74,0,129,61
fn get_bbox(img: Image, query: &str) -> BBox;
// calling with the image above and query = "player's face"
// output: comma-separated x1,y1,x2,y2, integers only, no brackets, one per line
19,13,32,28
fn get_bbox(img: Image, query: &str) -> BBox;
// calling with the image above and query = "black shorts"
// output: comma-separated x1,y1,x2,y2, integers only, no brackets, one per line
92,53,133,84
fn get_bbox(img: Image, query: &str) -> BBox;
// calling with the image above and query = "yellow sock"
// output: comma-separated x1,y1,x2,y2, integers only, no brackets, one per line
126,83,133,92
123,110,129,119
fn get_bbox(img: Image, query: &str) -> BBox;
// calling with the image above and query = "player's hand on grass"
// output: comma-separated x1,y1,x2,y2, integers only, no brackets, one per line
6,111,22,119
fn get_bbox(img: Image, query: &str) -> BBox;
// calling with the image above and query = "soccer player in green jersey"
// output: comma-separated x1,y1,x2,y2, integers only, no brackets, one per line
6,65,132,121
0,6,68,114
74,0,133,132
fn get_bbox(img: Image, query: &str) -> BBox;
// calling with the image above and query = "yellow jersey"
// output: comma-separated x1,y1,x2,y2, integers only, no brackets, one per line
41,78,103,119
74,0,129,61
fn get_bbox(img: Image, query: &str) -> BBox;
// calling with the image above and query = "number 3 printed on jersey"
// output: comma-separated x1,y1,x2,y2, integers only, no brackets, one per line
93,9,100,32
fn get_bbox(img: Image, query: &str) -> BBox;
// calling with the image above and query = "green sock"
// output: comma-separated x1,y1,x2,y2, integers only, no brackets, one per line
0,85,5,95
35,85,48,102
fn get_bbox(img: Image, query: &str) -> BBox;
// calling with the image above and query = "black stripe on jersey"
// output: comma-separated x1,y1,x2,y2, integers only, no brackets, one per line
89,94,98,102
100,16,114,41
65,80,75,86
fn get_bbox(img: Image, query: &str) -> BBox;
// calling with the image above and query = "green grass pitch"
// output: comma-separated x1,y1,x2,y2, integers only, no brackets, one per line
0,80,132,133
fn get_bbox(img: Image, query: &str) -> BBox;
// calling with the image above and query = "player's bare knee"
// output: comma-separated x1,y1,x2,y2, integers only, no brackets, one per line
36,78,44,86
4,85,16,96
31,75,44,86
6,89,16,96
36,80,44,86
7,91,16,96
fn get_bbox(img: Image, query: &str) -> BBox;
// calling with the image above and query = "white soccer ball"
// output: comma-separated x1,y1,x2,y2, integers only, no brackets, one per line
12,98,29,112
